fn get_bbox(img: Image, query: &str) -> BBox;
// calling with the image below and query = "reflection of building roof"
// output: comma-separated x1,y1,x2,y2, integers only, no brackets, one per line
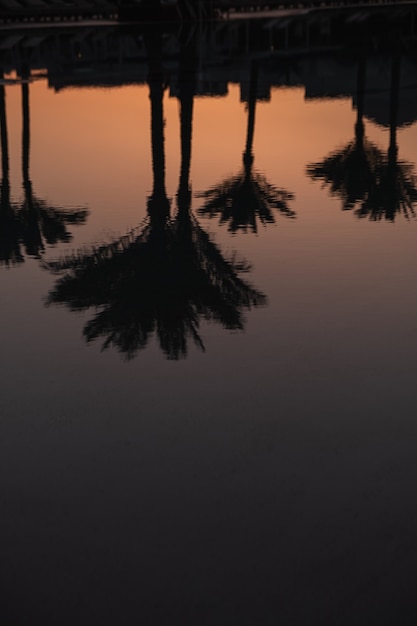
302,55,417,129
43,52,417,130
353,57,417,128
2,20,417,127
303,55,355,99
361,91,417,129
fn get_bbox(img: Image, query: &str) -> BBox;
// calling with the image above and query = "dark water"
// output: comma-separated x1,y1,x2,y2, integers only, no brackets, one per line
2,13,417,625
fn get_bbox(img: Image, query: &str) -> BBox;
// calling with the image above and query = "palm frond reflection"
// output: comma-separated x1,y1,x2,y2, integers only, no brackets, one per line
46,210,265,360
307,52,417,222
46,28,266,361
0,79,88,267
197,62,295,233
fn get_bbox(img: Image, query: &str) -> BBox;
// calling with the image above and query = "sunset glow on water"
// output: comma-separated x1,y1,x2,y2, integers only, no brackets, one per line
2,17,417,624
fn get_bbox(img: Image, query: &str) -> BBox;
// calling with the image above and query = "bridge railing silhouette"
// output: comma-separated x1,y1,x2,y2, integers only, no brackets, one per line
0,0,416,24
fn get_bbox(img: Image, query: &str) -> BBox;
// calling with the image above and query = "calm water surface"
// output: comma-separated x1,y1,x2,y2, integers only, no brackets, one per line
2,20,417,625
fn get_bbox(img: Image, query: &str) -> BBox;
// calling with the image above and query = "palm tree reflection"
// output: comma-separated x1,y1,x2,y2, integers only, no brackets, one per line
0,76,88,267
0,78,23,266
19,80,88,256
47,29,265,360
197,61,295,233
356,52,417,221
307,51,417,221
307,55,380,211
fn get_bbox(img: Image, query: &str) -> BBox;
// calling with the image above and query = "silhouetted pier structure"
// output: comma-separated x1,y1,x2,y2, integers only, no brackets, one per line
0,0,118,22
0,8,417,157
0,0,416,24
0,0,415,63
1,12,417,266
0,2,417,90
0,11,416,178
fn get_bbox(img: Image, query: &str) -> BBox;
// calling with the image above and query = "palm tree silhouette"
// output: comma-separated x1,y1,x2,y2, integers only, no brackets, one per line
0,75,88,267
307,50,417,221
167,31,265,357
355,52,417,221
0,77,23,267
197,61,295,233
18,78,88,257
307,53,382,211
46,28,266,360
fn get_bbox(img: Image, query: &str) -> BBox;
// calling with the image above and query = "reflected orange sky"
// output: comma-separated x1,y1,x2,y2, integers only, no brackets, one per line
3,75,417,261
4,29,417,626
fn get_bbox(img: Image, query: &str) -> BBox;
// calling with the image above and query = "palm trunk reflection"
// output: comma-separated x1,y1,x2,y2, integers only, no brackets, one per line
307,49,417,221
46,28,266,360
197,61,295,233
0,74,88,267
356,52,417,221
20,78,88,256
0,77,23,266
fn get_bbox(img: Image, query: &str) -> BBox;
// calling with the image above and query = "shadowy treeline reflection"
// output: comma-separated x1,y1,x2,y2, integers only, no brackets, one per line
1,16,417,242
0,78,87,267
307,50,417,221
46,28,266,360
2,15,417,358
197,61,295,233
